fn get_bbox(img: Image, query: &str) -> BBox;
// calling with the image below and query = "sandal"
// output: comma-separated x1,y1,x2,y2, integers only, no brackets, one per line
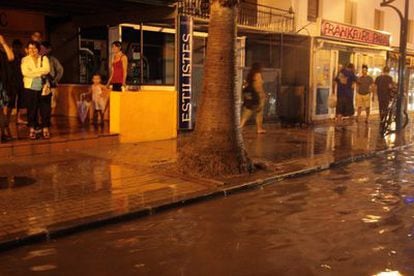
42,128,50,139
29,128,37,140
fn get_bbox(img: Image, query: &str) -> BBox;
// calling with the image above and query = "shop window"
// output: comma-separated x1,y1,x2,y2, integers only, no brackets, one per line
408,20,414,44
374,9,384,30
307,0,319,22
408,69,414,111
79,26,108,84
121,27,142,85
119,26,175,85
142,31,175,85
344,0,357,25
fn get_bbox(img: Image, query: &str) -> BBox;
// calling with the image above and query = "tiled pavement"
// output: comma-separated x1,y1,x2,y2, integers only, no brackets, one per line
1,119,413,250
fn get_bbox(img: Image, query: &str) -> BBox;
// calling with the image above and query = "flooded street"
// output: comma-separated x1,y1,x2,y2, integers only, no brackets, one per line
1,149,414,276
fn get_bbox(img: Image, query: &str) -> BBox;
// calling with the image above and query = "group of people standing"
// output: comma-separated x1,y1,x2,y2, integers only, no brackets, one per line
335,63,395,125
0,32,63,142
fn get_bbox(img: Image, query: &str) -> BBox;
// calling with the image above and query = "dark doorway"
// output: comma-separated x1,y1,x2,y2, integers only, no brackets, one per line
338,51,352,68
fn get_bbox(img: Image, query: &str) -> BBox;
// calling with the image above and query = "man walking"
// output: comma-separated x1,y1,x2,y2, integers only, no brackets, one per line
375,66,394,121
335,63,357,125
356,65,374,123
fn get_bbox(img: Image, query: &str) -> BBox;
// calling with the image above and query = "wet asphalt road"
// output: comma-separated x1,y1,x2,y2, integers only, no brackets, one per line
1,149,414,276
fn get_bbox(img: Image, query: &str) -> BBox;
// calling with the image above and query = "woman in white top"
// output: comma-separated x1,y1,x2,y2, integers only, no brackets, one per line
21,40,50,139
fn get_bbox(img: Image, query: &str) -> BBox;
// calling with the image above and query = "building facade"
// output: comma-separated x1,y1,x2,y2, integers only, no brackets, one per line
291,0,414,120
2,0,414,139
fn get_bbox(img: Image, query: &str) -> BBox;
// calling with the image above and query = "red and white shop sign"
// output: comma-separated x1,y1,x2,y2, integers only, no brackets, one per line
321,20,390,47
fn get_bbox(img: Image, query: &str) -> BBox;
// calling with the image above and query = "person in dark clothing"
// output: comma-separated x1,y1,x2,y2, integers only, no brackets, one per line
335,63,357,124
374,66,394,121
41,41,64,114
6,39,27,128
0,34,15,142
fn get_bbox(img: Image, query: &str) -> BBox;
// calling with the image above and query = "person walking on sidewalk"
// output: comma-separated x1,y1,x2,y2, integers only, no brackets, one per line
374,66,394,121
21,40,51,140
356,65,374,124
334,63,357,125
240,62,267,134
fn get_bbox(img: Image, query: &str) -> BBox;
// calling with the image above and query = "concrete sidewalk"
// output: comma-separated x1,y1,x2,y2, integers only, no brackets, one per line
1,119,413,250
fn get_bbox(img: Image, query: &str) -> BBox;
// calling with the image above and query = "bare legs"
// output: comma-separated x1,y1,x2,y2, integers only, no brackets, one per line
357,107,370,123
240,97,266,134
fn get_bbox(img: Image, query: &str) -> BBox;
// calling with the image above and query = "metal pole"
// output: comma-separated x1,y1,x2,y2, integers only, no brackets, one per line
395,0,409,130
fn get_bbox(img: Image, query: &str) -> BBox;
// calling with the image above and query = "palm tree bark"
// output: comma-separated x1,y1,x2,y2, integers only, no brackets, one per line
178,0,253,177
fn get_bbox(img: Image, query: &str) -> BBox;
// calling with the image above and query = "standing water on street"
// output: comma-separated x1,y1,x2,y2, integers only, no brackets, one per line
0,149,414,276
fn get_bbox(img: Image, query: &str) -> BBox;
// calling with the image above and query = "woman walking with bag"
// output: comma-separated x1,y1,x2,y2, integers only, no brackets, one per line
21,41,51,140
240,62,267,134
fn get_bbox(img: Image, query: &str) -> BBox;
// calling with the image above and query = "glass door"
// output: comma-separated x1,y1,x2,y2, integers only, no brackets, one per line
408,68,414,111
313,49,338,120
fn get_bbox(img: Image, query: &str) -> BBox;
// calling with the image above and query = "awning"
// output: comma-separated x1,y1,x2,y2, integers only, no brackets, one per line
0,0,174,16
74,6,176,27
315,37,392,52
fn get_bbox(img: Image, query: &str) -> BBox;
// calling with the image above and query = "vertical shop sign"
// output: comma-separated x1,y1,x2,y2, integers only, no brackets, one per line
178,15,193,130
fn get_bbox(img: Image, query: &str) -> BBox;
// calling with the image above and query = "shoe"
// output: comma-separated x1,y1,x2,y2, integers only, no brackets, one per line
42,128,50,139
257,129,267,134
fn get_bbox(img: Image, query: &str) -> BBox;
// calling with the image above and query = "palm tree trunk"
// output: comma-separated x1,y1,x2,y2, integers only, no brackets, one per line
178,0,252,177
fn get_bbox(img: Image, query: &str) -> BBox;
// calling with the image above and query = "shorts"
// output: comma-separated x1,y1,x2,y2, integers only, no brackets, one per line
111,83,122,92
6,92,17,109
356,93,371,109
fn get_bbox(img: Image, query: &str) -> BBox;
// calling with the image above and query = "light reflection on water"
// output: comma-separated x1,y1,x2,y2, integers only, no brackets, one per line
374,271,403,276
1,151,414,275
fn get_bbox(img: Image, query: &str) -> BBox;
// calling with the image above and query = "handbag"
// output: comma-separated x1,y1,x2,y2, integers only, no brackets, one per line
41,78,52,96
243,85,259,109
328,93,337,109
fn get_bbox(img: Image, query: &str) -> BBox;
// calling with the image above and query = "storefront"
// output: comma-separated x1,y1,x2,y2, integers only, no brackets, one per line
312,20,391,121
2,0,304,142
1,1,179,143
75,21,179,142
242,33,311,123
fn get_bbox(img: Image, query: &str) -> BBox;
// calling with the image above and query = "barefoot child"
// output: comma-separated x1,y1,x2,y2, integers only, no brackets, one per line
89,74,109,126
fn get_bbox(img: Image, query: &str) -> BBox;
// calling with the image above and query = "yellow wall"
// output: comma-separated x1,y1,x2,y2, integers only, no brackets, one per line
110,91,177,143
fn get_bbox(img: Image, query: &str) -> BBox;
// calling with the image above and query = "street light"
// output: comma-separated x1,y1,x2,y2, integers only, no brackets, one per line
380,0,409,130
